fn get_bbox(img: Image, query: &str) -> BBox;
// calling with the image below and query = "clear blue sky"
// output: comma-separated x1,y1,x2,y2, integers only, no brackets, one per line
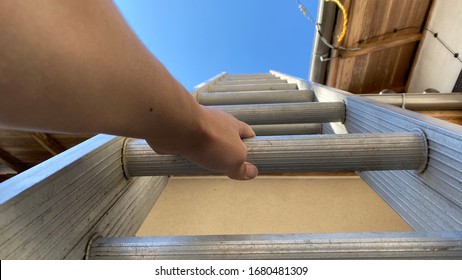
114,0,318,91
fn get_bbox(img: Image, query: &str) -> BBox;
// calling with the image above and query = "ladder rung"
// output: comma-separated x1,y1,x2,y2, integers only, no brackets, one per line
223,74,274,80
210,83,298,92
123,133,427,177
251,123,321,136
89,232,462,259
198,90,314,105
217,78,287,86
210,102,345,124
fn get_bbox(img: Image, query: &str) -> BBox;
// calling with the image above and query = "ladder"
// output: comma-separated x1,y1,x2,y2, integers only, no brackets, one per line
1,71,461,259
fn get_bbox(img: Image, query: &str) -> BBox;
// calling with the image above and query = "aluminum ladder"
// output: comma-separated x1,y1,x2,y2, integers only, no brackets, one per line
1,71,461,259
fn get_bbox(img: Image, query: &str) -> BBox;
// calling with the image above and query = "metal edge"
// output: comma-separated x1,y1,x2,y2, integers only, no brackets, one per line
89,231,462,259
270,70,310,90
121,137,131,179
309,0,337,84
84,233,102,260
192,72,227,100
412,128,429,174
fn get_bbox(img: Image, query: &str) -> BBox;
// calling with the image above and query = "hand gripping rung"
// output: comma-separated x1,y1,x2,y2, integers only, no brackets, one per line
123,132,428,177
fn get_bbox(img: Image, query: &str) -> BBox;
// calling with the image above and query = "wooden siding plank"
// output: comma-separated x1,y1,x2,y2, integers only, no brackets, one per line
327,0,433,94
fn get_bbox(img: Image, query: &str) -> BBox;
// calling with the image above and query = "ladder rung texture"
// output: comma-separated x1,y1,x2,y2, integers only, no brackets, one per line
89,231,462,259
198,90,314,105
210,83,298,92
211,102,345,124
223,74,274,80
123,133,427,177
217,78,287,86
251,123,322,136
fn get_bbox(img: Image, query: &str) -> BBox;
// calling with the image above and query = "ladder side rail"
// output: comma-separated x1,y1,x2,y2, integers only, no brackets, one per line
0,135,168,259
312,82,462,231
191,72,227,100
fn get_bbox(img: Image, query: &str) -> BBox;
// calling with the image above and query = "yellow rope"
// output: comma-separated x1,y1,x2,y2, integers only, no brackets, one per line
325,0,348,43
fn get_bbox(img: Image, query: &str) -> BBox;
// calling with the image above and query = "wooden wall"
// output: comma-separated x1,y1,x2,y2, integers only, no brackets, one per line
326,0,432,94
325,0,462,125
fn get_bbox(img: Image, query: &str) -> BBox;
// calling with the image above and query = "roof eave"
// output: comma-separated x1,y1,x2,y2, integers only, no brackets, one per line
308,0,337,84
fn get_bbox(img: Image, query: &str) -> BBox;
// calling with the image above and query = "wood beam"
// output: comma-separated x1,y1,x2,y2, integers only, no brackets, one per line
0,147,28,173
417,110,462,126
339,32,422,59
30,132,66,156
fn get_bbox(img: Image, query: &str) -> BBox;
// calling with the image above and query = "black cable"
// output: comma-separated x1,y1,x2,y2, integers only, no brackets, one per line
298,0,461,64
424,27,462,63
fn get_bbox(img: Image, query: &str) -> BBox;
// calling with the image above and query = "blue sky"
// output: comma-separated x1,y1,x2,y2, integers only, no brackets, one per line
114,0,318,91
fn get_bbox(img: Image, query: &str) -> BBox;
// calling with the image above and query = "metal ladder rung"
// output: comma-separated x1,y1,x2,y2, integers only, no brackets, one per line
223,74,274,80
251,123,321,136
210,83,298,92
210,102,345,124
123,133,428,177
217,78,287,86
198,89,314,105
88,231,462,259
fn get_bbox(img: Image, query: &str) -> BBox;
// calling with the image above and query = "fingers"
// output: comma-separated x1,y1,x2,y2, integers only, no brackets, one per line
147,107,259,180
230,121,257,180
238,120,256,139
225,162,258,180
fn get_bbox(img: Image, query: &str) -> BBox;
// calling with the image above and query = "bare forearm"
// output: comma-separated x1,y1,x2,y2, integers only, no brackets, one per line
0,0,201,141
0,0,258,180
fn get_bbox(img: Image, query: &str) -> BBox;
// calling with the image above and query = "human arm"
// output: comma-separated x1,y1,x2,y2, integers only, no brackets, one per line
0,0,258,180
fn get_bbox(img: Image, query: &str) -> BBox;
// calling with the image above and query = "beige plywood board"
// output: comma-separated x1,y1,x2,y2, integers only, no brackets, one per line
137,176,412,236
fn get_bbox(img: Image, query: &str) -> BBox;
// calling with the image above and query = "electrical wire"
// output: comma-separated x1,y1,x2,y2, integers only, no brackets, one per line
325,0,348,43
424,27,462,64
297,1,462,65
296,0,361,51
297,0,316,26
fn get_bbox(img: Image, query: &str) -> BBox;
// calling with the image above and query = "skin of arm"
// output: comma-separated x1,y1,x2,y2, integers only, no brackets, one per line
0,0,258,180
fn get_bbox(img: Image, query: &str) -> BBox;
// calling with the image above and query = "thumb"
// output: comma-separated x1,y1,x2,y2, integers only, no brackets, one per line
225,162,258,180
